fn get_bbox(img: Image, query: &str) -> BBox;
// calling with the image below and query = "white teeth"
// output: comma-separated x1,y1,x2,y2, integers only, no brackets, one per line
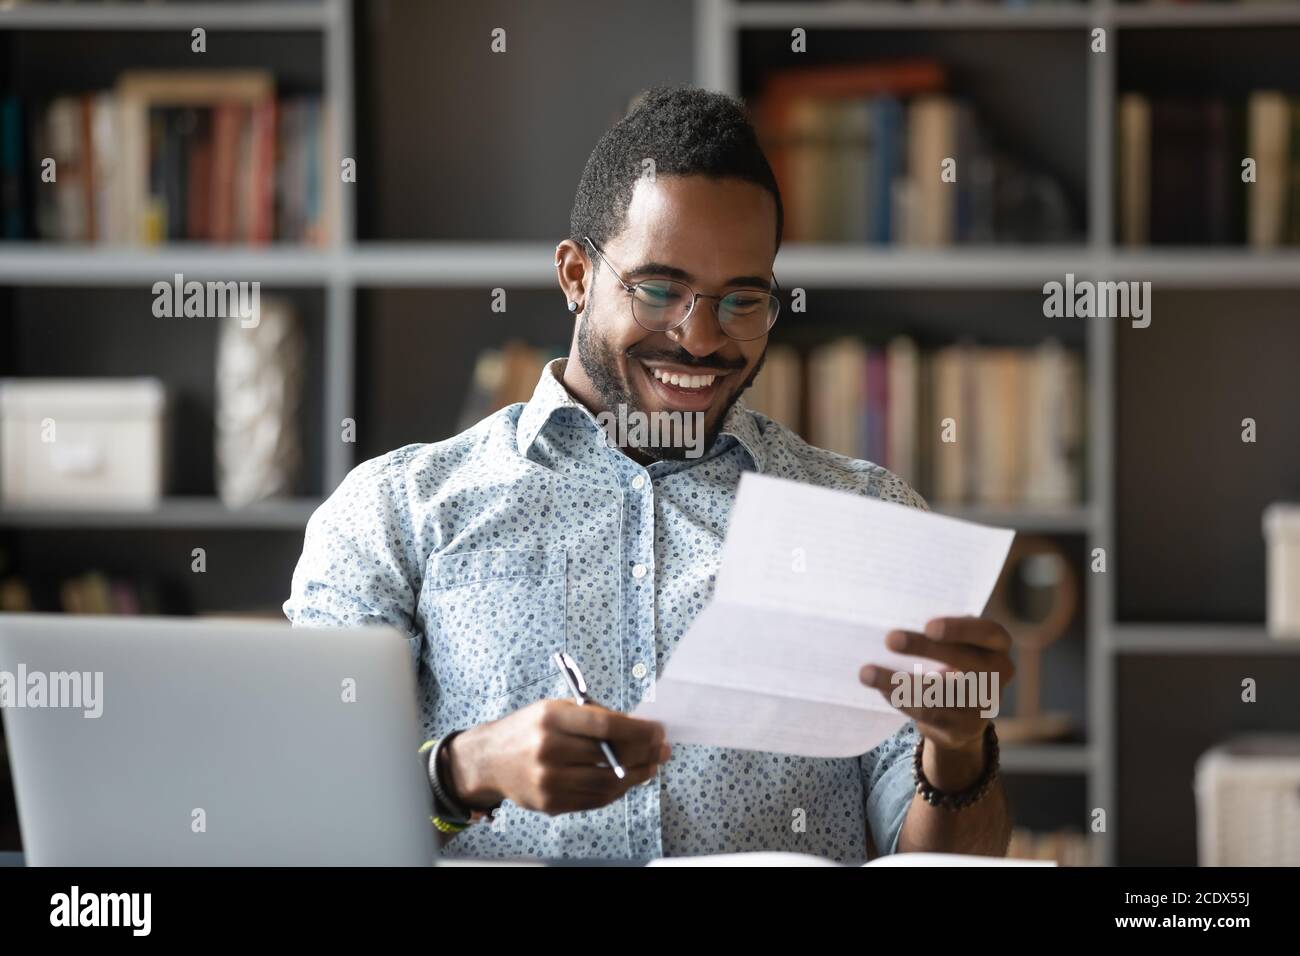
650,368,717,389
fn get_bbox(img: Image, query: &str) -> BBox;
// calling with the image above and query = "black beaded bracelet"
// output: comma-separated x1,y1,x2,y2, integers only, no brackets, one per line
423,731,502,831
912,723,1000,810
427,731,474,825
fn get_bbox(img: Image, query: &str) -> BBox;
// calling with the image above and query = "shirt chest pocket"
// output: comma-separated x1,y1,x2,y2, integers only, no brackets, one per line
420,548,567,701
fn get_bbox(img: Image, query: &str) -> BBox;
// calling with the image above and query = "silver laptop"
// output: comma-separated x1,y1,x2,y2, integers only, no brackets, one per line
0,614,437,866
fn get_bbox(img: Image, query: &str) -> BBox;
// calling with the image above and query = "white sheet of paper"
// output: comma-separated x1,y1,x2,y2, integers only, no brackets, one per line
634,473,1015,757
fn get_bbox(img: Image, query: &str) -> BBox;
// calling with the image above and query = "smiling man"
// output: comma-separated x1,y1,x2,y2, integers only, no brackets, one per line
285,86,1013,862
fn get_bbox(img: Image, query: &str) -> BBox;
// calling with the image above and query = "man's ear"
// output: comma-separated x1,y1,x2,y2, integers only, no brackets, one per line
554,239,589,315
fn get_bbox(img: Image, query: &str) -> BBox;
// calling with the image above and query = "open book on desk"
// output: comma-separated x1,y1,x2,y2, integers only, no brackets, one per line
634,473,1015,757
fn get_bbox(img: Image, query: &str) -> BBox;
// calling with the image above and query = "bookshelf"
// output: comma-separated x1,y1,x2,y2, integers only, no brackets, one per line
4,244,1300,288
1112,624,1300,656
697,0,1300,868
0,498,320,530
0,3,332,31
2,0,1299,865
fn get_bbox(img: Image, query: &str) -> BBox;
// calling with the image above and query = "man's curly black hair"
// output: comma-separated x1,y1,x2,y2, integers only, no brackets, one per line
568,86,784,262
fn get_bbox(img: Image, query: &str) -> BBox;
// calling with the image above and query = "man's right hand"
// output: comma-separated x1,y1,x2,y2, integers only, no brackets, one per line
443,700,671,816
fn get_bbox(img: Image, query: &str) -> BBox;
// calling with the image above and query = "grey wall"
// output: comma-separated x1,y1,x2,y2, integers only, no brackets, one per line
355,0,697,240
1116,293,1300,622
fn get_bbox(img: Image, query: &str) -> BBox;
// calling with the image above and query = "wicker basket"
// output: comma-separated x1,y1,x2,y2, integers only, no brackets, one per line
1195,735,1300,866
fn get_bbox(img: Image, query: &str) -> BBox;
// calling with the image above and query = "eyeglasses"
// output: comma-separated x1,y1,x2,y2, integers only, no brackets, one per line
583,236,780,342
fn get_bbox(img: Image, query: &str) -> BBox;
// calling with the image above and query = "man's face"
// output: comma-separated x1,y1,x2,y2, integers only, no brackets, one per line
561,175,776,460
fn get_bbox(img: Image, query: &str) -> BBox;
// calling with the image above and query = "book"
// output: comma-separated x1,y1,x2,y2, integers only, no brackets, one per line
783,97,830,242
0,578,33,613
907,94,957,247
1247,90,1291,248
250,97,277,244
930,342,977,504
886,336,920,488
743,343,801,431
0,95,24,239
1023,340,1084,506
756,59,1075,245
864,346,889,468
808,338,867,458
974,349,1025,506
1289,99,1300,245
37,96,88,241
210,101,242,243
1118,93,1150,246
8,70,321,245
870,97,905,243
186,111,213,241
116,69,274,243
826,99,871,243
1150,98,1214,244
1204,97,1246,245
88,93,118,241
757,60,946,244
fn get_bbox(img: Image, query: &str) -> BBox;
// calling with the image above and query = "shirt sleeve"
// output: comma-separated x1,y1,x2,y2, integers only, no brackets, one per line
860,720,919,857
282,448,422,661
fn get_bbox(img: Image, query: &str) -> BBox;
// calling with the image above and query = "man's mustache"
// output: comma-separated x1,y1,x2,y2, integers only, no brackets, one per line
626,349,746,370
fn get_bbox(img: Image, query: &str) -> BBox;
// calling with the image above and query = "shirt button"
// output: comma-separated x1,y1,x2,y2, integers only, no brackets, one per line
632,662,649,680
631,474,646,490
632,563,648,579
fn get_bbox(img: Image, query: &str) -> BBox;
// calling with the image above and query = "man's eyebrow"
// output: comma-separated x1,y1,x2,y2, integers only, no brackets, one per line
624,262,772,288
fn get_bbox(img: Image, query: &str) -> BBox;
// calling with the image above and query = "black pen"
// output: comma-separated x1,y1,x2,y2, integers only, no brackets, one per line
552,651,626,779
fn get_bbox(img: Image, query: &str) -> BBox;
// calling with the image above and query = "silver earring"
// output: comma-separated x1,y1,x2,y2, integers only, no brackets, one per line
568,301,578,312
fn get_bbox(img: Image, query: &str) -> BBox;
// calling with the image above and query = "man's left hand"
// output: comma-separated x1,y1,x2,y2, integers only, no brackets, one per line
858,616,1014,786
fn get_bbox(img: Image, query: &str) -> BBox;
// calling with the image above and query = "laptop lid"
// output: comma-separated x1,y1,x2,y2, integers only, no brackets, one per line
0,614,437,866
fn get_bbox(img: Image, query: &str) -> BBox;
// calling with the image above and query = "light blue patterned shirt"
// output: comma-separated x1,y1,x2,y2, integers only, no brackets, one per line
284,358,925,862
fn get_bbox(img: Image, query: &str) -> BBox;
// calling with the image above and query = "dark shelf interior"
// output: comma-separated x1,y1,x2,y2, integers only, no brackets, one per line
0,28,324,96
1117,653,1300,866
353,0,695,241
1116,292,1300,623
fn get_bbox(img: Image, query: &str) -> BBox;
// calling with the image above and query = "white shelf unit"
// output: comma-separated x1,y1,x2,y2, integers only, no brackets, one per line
2,0,1299,865
0,498,320,530
0,1,331,31
4,243,1300,286
1111,625,1300,655
1000,742,1094,775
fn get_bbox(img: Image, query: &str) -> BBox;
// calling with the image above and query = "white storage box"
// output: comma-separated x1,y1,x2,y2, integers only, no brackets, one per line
1195,735,1300,866
1264,504,1300,640
0,378,168,509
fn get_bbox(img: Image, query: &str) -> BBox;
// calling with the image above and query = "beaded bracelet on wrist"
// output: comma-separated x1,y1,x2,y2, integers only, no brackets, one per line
912,723,1000,811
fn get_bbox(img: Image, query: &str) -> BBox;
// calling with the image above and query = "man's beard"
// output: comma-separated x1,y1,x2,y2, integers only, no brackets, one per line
575,298,766,462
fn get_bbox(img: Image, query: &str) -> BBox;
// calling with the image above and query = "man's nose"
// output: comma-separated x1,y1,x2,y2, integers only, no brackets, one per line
668,297,730,357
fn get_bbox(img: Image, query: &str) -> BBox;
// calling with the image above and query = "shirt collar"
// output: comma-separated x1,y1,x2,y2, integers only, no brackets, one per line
515,358,595,459
516,357,767,473
716,396,767,474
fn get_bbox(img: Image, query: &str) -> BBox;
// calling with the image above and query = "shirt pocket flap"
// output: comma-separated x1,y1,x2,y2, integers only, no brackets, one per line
420,548,568,702
425,548,566,590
